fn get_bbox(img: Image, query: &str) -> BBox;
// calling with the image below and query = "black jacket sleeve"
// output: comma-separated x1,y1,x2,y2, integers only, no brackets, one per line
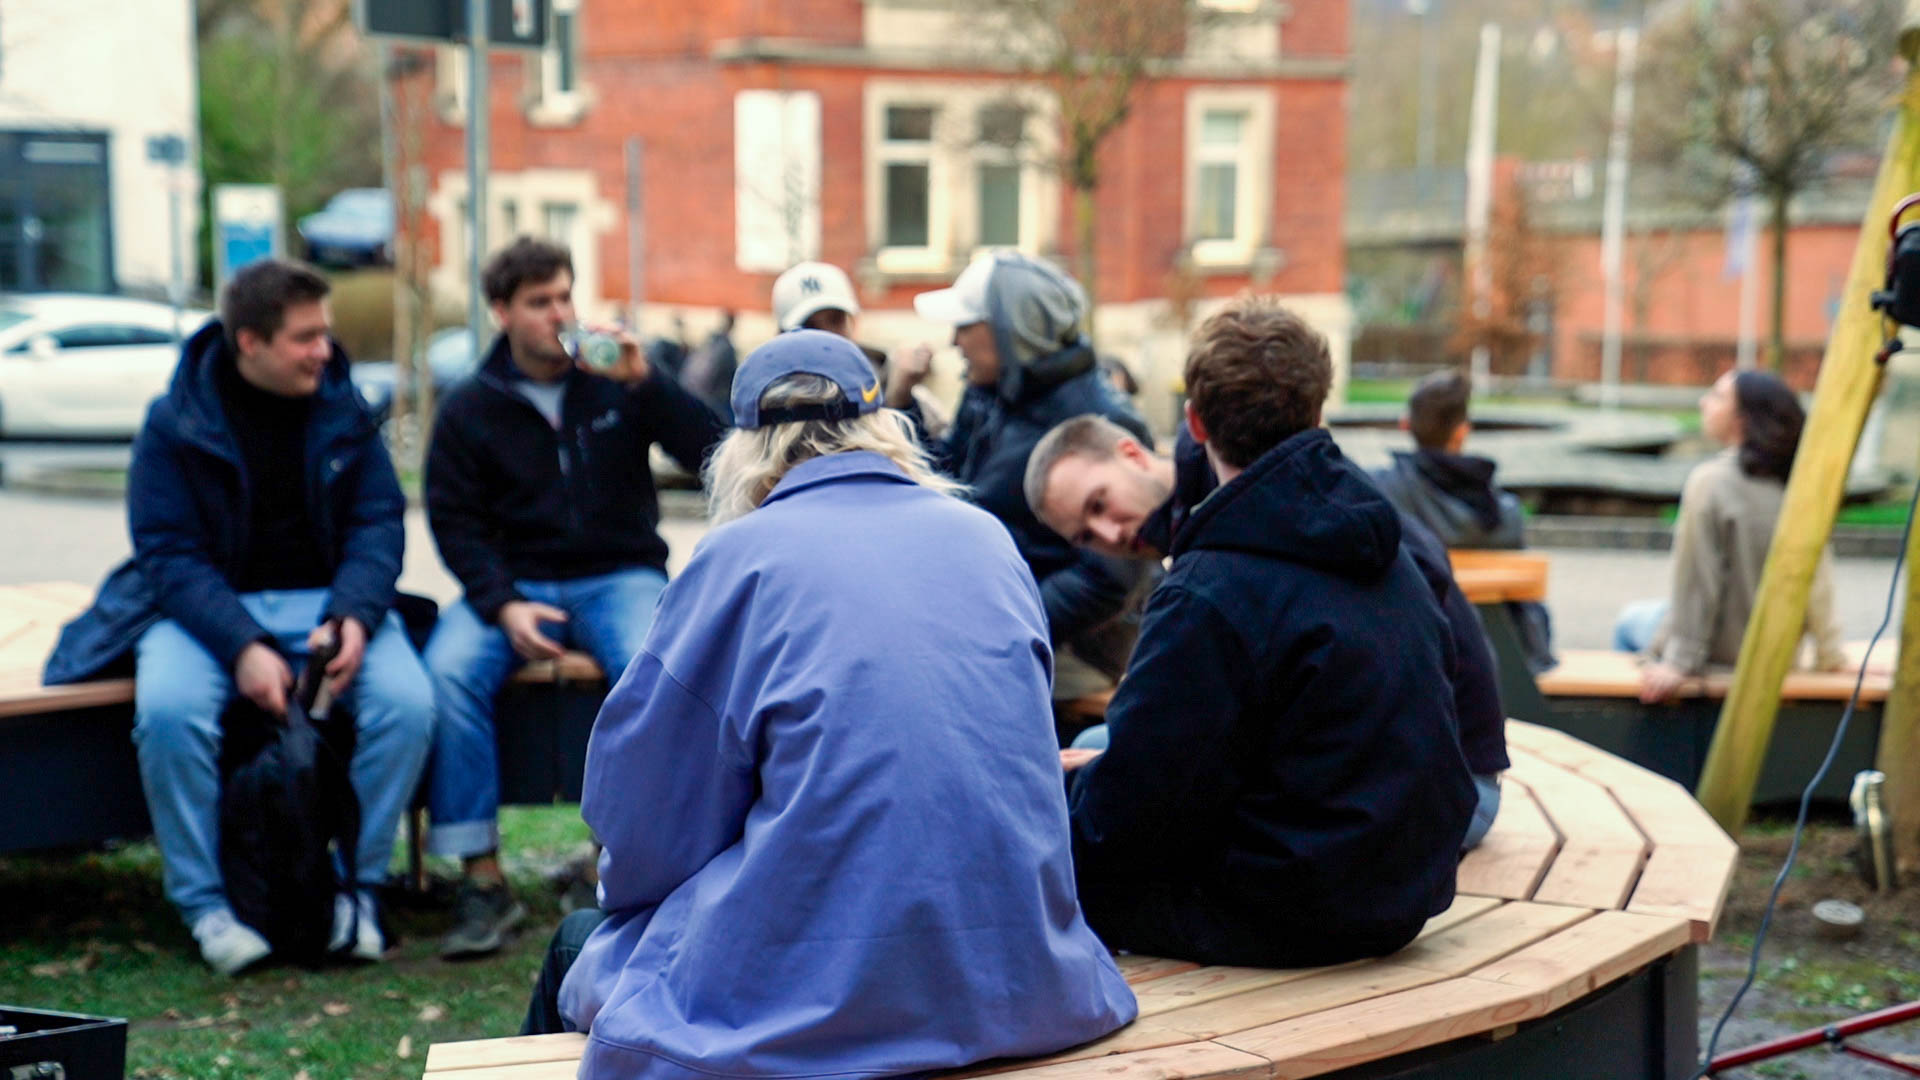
1069,584,1255,879
632,370,726,476
323,434,406,635
425,402,522,624
1039,549,1145,645
127,422,267,669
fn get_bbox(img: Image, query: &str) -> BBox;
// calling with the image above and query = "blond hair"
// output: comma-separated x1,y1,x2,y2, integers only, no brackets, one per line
703,374,963,525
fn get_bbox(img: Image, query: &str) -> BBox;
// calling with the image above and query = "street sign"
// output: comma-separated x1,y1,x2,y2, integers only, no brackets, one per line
146,134,188,166
213,184,285,293
355,0,548,49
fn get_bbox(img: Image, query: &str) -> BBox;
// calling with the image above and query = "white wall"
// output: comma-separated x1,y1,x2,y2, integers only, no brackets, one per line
0,1,202,294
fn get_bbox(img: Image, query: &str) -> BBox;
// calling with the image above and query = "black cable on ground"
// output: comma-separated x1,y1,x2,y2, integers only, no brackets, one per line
1693,471,1920,1079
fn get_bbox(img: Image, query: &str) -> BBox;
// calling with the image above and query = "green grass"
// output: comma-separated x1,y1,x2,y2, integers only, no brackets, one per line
0,806,592,1080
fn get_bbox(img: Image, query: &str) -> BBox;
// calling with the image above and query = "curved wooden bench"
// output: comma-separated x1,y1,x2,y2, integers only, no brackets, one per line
422,720,1731,1080
1538,647,1888,804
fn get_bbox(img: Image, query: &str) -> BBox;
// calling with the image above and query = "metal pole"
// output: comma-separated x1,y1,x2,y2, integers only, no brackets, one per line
1464,23,1500,388
167,171,184,340
1411,0,1435,173
378,41,411,430
466,0,491,343
625,136,644,329
1598,26,1639,409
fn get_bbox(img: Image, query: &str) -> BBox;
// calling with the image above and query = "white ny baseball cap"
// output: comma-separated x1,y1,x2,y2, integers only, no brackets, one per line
772,262,861,332
913,256,995,326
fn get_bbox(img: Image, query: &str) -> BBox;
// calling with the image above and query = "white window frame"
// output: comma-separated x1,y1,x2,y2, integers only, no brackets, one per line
734,90,822,272
429,169,615,320
435,47,468,124
529,0,587,127
1184,87,1274,267
864,81,1058,275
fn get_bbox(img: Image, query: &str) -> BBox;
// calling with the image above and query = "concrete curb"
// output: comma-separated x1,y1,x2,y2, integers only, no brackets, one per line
1528,515,1905,559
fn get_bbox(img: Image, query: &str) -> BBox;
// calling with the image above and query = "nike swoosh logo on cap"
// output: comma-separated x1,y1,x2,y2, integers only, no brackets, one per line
862,381,880,404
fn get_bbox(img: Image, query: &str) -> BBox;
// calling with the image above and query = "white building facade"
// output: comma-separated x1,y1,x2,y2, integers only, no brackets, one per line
0,1,201,296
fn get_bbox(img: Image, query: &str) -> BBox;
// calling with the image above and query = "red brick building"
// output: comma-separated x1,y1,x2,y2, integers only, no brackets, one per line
407,0,1353,429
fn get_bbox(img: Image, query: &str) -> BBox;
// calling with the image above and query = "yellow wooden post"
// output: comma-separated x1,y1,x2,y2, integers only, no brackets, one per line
1880,481,1920,877
1695,46,1920,831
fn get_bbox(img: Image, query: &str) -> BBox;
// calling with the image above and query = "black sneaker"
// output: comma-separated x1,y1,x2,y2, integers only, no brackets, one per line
440,881,528,959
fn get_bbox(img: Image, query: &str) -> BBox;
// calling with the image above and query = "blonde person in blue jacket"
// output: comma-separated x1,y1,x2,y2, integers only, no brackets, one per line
519,330,1137,1079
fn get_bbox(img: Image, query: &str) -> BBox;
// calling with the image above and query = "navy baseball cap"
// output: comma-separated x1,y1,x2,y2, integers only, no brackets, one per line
730,329,886,430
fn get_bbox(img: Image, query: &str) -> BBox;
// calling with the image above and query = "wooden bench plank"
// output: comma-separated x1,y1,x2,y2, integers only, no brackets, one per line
1505,750,1649,911
1447,551,1549,605
949,1023,1197,1077
988,1042,1272,1080
1212,914,1684,1080
1146,902,1590,1041
1504,722,1734,939
1115,955,1203,985
1538,647,1890,703
422,1063,579,1080
424,1033,587,1073
0,678,136,719
508,652,607,685
1455,781,1560,901
1214,976,1537,1079
1129,897,1499,1019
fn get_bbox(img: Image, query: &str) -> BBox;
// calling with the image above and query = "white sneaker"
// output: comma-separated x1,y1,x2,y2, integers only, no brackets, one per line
192,909,271,976
330,891,386,962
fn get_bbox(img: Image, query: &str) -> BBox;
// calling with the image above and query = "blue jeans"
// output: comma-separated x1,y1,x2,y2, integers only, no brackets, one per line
131,589,435,927
1461,772,1503,852
423,568,668,858
1613,599,1669,654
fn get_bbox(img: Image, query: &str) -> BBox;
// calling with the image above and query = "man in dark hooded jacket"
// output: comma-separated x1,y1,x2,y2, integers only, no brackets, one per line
43,260,433,974
1372,370,1554,673
1063,297,1475,967
898,253,1153,706
1025,415,1508,851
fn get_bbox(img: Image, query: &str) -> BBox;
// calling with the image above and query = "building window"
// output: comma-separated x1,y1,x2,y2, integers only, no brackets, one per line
542,201,578,247
529,0,586,126
734,90,822,272
866,84,1057,274
1193,110,1244,242
882,104,936,250
1184,89,1274,265
501,199,519,239
976,104,1025,249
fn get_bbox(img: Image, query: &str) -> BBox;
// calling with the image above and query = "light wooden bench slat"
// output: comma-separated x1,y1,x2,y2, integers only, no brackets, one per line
1538,647,1890,703
1115,955,1203,984
1505,749,1650,911
1128,896,1498,1019
1454,781,1561,901
1504,723,1735,940
0,679,136,720
1446,550,1549,605
1143,903,1592,1041
1218,910,1692,1079
425,1033,588,1074
984,1042,1273,1080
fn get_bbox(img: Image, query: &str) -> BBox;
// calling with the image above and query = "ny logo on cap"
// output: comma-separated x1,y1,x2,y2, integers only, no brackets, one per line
801,276,822,295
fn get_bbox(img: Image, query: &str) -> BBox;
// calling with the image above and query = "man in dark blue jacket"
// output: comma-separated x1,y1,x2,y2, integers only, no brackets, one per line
1060,297,1476,967
900,253,1154,707
44,260,433,974
422,238,723,958
1025,414,1510,851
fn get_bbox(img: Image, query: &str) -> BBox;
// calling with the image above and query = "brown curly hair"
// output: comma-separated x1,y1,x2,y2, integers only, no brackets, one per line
1184,296,1332,469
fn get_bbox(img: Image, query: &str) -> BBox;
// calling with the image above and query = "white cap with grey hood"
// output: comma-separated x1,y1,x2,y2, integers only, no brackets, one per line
915,252,1097,405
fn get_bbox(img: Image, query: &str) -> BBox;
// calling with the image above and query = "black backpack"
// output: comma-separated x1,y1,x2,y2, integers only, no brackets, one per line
218,635,362,967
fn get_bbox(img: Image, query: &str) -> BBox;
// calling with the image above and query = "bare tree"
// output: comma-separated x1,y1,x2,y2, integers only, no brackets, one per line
1634,0,1900,369
979,0,1205,308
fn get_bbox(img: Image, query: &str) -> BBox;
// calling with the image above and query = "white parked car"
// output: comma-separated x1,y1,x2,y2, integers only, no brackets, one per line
0,295,210,439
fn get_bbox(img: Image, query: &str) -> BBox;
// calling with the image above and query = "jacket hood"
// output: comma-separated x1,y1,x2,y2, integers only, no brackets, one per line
984,254,1096,404
1175,428,1402,580
164,318,362,454
1393,449,1505,532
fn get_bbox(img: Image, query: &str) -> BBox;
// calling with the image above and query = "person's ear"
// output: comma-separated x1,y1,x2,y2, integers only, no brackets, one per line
1184,400,1210,445
1117,437,1150,467
1450,420,1471,452
234,327,264,358
1397,416,1410,432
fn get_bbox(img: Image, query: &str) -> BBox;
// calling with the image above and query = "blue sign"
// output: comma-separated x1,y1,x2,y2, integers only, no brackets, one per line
220,222,276,279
